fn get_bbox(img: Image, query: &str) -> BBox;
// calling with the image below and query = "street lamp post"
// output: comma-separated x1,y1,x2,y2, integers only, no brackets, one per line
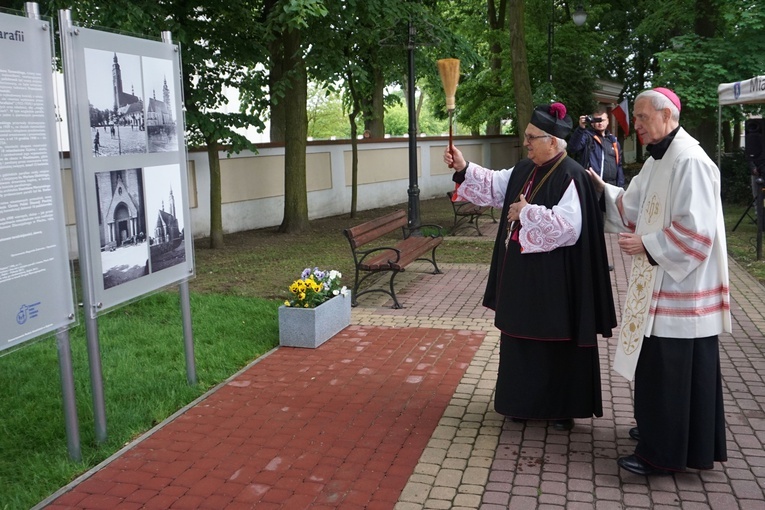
406,19,420,232
548,3,588,83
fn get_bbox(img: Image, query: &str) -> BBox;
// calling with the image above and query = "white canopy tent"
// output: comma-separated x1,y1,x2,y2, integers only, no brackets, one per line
718,75,765,257
717,75,765,167
717,75,765,106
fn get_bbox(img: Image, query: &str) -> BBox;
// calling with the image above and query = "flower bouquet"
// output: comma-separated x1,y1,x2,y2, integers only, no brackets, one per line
284,267,349,308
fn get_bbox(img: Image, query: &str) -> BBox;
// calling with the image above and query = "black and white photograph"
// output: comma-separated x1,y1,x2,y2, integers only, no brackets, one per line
144,164,186,273
84,48,147,157
142,56,179,153
96,168,149,290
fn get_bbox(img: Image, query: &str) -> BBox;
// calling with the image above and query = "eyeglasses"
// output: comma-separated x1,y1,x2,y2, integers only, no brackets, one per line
524,133,550,143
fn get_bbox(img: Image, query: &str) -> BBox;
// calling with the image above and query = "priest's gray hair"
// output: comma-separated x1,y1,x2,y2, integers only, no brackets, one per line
637,90,680,122
553,136,568,151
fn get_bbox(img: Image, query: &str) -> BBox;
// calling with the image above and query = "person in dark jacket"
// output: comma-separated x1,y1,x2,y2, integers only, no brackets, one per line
569,108,624,187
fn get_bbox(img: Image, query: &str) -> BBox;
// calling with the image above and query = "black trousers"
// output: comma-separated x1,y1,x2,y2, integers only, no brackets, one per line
633,335,727,471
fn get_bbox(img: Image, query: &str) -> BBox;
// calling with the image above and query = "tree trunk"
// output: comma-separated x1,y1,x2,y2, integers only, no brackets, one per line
350,113,359,218
415,89,424,135
508,0,533,146
721,120,732,153
207,140,224,248
364,66,385,138
693,0,720,157
486,0,507,136
348,72,361,218
269,37,286,143
279,27,310,233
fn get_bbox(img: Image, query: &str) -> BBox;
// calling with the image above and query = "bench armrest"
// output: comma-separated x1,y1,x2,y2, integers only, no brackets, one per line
355,245,402,265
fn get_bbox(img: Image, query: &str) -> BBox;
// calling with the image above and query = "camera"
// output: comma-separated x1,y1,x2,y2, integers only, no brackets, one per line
585,116,604,124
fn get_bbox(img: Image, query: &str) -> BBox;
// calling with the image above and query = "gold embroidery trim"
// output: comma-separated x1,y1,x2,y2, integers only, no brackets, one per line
619,254,657,355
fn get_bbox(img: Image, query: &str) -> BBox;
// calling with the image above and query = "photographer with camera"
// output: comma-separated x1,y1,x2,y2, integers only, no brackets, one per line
569,108,624,187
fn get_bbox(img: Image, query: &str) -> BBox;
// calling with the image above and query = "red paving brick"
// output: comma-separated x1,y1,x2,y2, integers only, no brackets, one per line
44,326,484,508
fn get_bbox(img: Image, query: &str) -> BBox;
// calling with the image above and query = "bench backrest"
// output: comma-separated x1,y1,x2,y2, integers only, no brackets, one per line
343,209,407,249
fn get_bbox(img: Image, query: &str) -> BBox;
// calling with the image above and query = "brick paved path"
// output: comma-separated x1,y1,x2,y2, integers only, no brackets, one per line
38,224,765,509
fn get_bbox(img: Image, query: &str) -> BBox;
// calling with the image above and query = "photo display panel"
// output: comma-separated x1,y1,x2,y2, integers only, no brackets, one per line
0,12,76,352
63,26,194,317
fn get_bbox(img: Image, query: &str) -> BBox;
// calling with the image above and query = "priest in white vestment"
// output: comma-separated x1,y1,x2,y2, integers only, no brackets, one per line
590,87,731,476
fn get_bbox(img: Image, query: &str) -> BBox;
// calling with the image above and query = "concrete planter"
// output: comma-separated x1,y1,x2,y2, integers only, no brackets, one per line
278,293,351,348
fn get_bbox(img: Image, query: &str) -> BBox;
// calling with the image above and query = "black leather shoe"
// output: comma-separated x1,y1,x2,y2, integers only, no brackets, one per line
551,419,574,431
511,417,527,423
629,427,640,441
608,264,615,271
617,455,671,476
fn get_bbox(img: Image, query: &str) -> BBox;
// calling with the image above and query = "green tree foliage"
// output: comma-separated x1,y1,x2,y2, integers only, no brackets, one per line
8,0,765,214
652,0,765,154
428,0,507,134
384,92,450,136
307,85,350,140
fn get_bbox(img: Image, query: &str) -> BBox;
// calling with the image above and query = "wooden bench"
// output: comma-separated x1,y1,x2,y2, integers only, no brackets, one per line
343,209,443,309
446,191,496,236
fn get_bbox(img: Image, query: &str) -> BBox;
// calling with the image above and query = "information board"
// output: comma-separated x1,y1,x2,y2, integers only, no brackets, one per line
0,12,76,352
61,26,194,317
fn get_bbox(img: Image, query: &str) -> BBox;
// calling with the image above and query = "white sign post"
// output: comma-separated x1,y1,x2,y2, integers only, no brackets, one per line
0,2,80,461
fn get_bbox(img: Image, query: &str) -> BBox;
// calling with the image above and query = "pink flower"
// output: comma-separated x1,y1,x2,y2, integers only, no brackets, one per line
548,102,567,120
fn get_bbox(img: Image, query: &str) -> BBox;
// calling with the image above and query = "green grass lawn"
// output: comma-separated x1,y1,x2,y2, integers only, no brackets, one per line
1,196,763,509
0,293,280,510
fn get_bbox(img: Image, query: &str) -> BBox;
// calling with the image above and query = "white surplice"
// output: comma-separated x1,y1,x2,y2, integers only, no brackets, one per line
602,128,732,380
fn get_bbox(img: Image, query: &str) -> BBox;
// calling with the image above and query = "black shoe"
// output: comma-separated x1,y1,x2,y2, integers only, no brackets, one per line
551,419,574,431
608,264,615,271
511,417,527,423
629,427,640,441
617,455,671,476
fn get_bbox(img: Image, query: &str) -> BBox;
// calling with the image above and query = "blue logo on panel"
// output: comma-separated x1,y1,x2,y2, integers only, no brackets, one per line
734,82,741,100
16,302,41,325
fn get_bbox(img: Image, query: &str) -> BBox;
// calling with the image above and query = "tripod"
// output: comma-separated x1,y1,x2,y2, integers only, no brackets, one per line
732,193,759,232
737,175,765,260
758,182,764,260
733,195,758,232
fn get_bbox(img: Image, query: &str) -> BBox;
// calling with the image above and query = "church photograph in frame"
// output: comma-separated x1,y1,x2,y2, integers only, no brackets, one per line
144,164,186,273
63,25,194,317
142,56,179,153
83,48,147,157
95,168,149,290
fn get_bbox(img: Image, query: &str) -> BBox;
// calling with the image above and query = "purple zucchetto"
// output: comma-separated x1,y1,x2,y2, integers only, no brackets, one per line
652,87,682,112
530,102,573,139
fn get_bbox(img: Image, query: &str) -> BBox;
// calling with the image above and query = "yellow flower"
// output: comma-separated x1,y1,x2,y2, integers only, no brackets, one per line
284,300,291,306
286,267,344,309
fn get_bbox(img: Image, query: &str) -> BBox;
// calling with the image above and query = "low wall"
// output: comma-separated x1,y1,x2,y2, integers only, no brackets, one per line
60,135,521,258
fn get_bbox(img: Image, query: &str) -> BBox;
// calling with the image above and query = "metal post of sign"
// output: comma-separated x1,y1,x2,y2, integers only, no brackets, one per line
161,30,197,385
178,281,197,385
26,0,81,461
55,328,82,461
58,8,108,444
